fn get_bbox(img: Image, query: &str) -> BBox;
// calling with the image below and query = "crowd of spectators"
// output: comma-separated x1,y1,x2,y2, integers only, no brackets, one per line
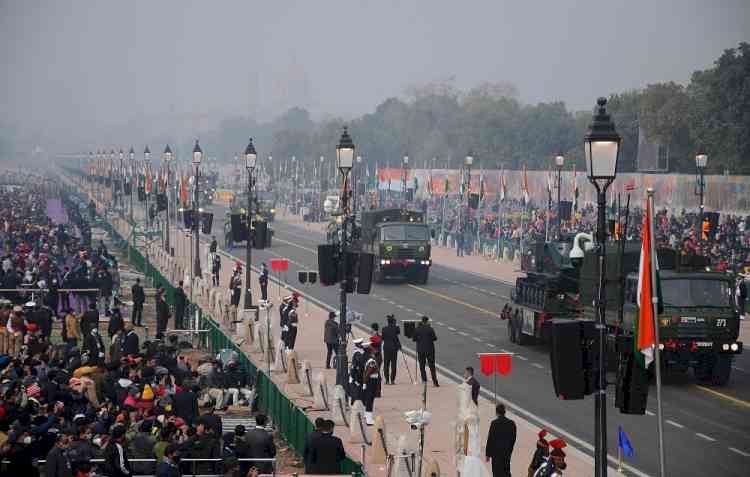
0,172,279,477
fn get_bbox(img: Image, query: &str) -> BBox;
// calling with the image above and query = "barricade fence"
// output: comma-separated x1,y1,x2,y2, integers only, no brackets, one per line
97,199,365,477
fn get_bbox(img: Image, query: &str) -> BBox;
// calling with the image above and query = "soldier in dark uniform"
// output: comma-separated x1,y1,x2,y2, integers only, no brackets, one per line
533,438,566,477
285,301,299,350
259,263,269,302
361,343,381,425
348,338,367,404
229,265,242,308
279,295,291,348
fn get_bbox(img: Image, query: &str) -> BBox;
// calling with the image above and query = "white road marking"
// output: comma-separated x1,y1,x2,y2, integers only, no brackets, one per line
532,363,545,369
500,349,512,353
515,355,528,361
396,304,405,309
458,331,470,337
435,321,445,326
666,420,685,429
387,300,396,305
404,308,414,313
732,366,746,372
695,433,716,442
729,447,750,457
448,327,457,331
487,343,496,348
645,410,655,416
473,337,482,342
414,312,422,316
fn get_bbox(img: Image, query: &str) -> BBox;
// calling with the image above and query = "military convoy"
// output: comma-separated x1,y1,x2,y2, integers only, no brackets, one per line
506,234,743,385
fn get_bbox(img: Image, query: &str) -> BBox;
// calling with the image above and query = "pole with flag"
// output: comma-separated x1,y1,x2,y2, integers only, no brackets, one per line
572,165,579,216
637,188,665,477
617,425,634,472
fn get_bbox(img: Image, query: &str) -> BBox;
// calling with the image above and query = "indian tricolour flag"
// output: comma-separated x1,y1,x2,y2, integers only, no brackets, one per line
636,197,661,367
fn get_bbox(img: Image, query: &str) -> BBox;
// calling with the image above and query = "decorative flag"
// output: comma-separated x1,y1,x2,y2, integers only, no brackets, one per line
636,197,657,367
499,167,507,202
522,165,530,205
618,426,635,458
479,170,485,200
180,173,189,204
145,166,152,195
573,165,579,212
444,175,450,196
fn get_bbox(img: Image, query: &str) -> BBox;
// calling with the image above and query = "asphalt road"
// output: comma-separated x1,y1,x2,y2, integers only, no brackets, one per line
206,204,750,476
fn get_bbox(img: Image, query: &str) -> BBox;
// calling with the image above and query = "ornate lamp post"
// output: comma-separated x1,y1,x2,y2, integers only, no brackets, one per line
243,138,257,310
192,140,203,278
583,97,621,477
695,147,708,240
143,146,151,228
555,153,565,239
335,126,354,388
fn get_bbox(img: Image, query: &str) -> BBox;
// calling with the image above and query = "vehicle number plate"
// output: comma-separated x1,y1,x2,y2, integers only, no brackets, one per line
695,342,713,348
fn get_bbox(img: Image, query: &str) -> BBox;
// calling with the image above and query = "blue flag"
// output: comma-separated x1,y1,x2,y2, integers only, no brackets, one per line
618,426,634,458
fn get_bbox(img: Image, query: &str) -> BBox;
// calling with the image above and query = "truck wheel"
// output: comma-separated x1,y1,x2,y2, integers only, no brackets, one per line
515,315,532,345
507,317,516,343
417,269,429,285
374,268,385,284
711,355,732,386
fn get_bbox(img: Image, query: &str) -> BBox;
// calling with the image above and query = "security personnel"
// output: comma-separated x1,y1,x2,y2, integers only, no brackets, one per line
381,315,401,384
533,439,567,477
259,263,269,302
285,301,299,350
412,315,439,386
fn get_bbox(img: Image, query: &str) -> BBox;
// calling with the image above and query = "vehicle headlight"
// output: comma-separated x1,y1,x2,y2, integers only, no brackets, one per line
731,343,739,351
270,209,275,213
380,260,386,265
419,246,425,252
658,343,664,350
722,343,730,351
386,245,393,252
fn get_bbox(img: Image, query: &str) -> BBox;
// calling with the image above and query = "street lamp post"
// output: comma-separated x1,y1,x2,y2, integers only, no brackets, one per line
118,149,124,214
143,146,151,228
128,147,135,222
583,97,621,477
244,138,257,310
192,140,203,279
555,153,565,239
695,148,708,240
335,127,355,389
463,153,473,255
163,145,172,253
402,155,409,206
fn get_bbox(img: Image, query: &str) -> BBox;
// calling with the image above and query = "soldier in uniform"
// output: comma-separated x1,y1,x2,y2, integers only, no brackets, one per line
258,263,269,302
528,430,550,477
285,300,299,350
533,438,566,477
348,338,367,404
361,343,381,425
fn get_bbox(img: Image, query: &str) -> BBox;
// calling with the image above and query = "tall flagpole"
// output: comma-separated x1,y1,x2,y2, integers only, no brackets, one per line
647,187,666,477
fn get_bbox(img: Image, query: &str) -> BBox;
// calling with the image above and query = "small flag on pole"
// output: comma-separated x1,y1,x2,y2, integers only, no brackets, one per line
636,197,659,367
618,425,635,458
522,165,529,205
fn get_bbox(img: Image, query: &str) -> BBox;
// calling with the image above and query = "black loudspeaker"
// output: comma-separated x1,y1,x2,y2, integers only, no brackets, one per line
201,212,213,234
344,252,358,293
231,214,248,242
469,193,479,209
317,245,338,286
308,271,317,284
356,253,375,294
156,193,168,212
253,221,267,249
548,319,585,400
615,335,649,414
559,201,572,220
298,271,308,284
183,210,196,230
403,321,417,339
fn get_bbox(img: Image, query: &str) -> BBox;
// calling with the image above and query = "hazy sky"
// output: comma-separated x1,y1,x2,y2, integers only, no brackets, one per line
1,0,748,139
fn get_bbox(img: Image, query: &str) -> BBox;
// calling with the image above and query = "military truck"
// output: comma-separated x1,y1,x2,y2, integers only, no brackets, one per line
230,190,276,222
352,208,432,284
506,234,743,385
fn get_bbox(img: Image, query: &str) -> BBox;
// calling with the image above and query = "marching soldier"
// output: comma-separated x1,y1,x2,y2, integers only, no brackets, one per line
533,438,566,477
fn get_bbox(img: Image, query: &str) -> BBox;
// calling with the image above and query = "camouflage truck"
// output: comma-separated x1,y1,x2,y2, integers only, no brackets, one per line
334,208,432,284
506,235,743,385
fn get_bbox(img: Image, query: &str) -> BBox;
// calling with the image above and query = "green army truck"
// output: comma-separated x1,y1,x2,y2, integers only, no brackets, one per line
506,235,743,385
357,208,433,284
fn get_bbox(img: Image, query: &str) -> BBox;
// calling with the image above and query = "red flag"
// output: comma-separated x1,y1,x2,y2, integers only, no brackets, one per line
479,354,495,376
270,258,289,272
497,353,512,375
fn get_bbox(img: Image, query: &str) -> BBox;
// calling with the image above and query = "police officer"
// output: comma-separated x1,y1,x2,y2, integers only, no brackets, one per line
381,315,401,384
412,315,439,386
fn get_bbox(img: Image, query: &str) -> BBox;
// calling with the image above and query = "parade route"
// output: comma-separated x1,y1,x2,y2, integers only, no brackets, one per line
203,203,750,477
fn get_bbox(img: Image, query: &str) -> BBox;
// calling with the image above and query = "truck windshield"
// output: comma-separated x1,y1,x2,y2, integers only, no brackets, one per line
381,225,429,241
661,278,732,307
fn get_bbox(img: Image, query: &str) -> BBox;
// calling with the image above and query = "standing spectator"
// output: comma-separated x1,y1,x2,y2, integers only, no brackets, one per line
174,281,187,329
210,236,218,253
122,323,140,357
381,315,401,385
155,443,181,477
156,292,171,339
84,326,106,365
96,266,113,315
80,302,99,336
485,403,516,477
173,384,200,425
323,311,339,369
306,419,345,475
64,308,81,348
465,366,480,405
245,414,276,474
45,433,73,477
108,307,124,340
412,315,439,387
303,418,325,473
131,278,145,327
104,425,132,477
259,263,269,302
